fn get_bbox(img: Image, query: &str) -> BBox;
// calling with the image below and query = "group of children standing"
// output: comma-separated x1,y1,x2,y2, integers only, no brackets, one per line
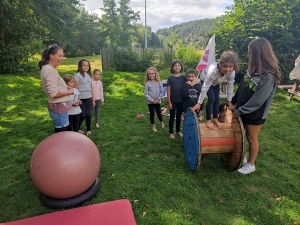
64,59,104,136
144,37,281,175
40,37,280,175
144,51,238,138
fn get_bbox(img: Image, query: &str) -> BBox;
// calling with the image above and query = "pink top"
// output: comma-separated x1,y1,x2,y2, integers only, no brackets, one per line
92,80,104,101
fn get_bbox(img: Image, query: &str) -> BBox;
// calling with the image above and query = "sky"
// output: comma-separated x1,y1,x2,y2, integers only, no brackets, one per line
80,0,234,32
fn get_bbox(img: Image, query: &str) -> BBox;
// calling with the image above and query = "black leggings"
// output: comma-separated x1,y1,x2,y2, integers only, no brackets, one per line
79,98,92,131
205,83,220,120
169,102,183,134
68,114,80,132
147,104,163,124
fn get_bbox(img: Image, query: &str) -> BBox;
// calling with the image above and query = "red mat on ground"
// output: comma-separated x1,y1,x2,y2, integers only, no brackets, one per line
1,199,136,225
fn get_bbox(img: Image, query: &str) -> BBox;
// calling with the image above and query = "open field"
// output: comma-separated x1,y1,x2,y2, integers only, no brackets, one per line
0,55,299,224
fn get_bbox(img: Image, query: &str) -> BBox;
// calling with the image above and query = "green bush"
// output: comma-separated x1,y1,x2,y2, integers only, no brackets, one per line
111,48,155,72
175,42,202,71
155,49,174,71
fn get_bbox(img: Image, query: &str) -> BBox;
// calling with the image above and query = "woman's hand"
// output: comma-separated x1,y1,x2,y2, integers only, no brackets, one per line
227,101,235,110
67,87,74,95
168,102,172,110
192,103,201,112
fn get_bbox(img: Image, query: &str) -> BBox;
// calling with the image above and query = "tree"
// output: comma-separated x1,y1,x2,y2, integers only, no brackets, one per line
117,0,140,47
214,0,300,81
0,0,81,73
100,0,119,46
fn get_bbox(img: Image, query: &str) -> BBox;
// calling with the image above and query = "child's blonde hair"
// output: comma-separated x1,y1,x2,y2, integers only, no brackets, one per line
144,67,161,83
63,74,75,84
219,51,240,72
93,69,102,80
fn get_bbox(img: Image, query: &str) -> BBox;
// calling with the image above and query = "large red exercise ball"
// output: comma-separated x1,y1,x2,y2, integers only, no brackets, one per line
30,131,100,199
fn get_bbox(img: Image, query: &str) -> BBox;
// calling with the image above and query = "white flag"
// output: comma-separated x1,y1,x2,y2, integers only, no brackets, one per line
196,34,216,71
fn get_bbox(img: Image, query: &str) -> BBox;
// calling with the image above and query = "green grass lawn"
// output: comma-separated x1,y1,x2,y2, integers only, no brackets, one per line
0,55,300,225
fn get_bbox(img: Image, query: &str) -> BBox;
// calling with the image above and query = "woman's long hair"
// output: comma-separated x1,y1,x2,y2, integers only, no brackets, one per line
248,38,281,84
38,44,62,70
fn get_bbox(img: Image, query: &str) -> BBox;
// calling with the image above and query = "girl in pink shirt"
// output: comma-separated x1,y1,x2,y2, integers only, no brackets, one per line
92,69,104,128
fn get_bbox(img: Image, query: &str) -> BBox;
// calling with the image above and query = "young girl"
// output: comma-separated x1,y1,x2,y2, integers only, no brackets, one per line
167,59,186,139
74,59,94,136
63,74,82,132
39,44,73,133
91,69,104,128
144,67,165,132
192,51,239,129
232,38,281,174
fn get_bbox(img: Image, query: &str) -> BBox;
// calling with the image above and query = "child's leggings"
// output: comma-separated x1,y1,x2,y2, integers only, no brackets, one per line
79,98,92,131
147,103,163,124
94,99,101,124
205,84,220,120
169,102,182,134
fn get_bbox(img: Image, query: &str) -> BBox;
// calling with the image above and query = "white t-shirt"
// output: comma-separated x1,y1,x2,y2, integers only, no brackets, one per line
68,88,82,115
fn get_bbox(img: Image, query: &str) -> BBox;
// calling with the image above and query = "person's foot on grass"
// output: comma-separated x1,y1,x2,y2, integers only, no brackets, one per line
78,130,85,134
170,133,175,139
86,131,92,136
205,120,214,129
152,125,157,132
96,123,100,128
238,163,255,174
177,132,183,137
161,121,165,128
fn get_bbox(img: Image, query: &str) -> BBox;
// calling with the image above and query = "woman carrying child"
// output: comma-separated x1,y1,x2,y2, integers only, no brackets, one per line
192,51,239,129
144,67,165,132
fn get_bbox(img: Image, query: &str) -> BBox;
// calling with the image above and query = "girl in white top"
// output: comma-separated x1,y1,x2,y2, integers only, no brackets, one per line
74,59,94,136
192,51,239,129
63,74,82,132
91,69,104,128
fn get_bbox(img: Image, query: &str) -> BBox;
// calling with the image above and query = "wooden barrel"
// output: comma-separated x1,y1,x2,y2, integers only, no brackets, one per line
183,107,245,171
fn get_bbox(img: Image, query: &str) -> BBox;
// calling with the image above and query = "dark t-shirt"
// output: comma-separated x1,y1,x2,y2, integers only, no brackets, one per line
166,75,186,102
181,82,203,112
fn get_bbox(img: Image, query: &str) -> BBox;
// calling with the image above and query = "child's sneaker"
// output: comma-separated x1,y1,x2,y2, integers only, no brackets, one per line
238,163,255,174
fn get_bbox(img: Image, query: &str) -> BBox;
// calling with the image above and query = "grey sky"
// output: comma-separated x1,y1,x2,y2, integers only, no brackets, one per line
80,0,233,32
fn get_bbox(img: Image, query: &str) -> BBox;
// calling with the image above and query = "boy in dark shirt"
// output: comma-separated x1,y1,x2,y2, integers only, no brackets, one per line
182,69,204,117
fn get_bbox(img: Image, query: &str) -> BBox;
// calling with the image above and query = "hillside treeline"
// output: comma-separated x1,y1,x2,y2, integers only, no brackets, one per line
156,18,216,49
0,0,161,73
1,0,300,80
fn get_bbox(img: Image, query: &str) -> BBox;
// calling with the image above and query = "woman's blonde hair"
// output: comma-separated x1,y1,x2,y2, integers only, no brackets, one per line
144,67,161,83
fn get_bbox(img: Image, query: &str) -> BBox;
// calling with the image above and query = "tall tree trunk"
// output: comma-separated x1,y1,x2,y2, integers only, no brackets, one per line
0,0,4,41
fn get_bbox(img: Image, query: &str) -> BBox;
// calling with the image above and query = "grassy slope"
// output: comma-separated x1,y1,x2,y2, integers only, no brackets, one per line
0,55,299,225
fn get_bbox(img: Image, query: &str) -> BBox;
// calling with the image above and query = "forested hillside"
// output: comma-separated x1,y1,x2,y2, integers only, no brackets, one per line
156,18,216,49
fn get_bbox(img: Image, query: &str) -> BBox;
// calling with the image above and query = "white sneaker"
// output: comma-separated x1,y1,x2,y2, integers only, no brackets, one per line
238,163,256,174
